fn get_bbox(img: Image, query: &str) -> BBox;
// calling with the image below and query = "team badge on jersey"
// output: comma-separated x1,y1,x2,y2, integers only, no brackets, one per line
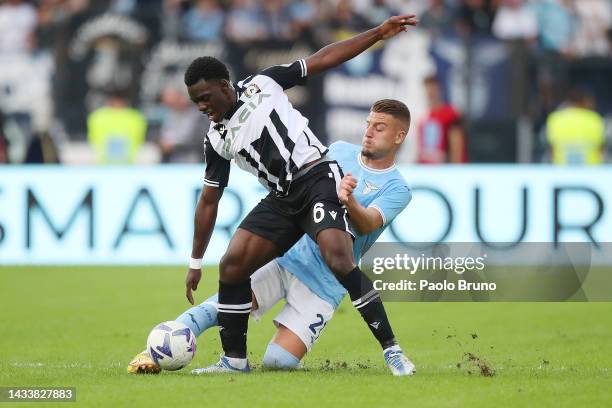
244,83,261,98
362,180,380,195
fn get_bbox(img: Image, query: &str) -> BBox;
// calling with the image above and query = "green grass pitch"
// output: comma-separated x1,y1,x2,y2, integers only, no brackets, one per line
1,266,611,407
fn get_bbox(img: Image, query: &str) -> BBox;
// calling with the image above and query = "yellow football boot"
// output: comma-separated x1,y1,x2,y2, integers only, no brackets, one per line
127,351,161,374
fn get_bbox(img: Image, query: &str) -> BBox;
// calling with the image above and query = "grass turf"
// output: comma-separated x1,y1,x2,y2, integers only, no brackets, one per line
0,266,611,408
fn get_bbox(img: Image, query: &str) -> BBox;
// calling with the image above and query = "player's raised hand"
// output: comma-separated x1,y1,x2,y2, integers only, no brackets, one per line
185,268,202,305
339,173,358,204
377,14,418,40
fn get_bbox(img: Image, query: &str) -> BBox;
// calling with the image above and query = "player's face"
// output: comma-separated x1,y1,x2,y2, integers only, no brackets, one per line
362,111,405,159
187,79,234,123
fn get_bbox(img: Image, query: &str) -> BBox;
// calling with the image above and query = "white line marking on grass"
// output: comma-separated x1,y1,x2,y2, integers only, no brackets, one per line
10,362,94,369
10,362,45,368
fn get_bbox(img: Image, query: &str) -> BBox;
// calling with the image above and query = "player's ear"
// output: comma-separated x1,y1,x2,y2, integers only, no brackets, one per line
395,130,407,145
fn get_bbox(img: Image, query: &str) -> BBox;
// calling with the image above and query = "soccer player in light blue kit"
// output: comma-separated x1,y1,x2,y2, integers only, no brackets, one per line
128,99,415,375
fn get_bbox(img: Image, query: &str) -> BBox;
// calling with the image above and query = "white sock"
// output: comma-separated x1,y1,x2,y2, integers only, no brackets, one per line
225,355,248,369
383,344,403,355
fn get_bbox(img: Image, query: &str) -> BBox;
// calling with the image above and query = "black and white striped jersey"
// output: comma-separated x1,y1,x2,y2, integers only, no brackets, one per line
202,59,327,195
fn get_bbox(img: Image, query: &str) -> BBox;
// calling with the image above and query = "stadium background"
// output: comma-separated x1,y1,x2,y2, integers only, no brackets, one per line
1,0,611,166
1,1,612,407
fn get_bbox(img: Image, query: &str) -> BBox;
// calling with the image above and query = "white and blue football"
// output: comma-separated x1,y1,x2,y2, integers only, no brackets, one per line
146,321,196,371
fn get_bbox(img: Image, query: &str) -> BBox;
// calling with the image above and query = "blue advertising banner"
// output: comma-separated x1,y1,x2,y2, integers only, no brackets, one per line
1,165,611,265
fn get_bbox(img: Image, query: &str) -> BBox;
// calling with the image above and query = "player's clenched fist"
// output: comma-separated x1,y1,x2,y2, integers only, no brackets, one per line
338,173,358,205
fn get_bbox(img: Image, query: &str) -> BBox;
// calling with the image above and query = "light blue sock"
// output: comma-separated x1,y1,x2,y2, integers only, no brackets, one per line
175,294,218,337
262,343,301,369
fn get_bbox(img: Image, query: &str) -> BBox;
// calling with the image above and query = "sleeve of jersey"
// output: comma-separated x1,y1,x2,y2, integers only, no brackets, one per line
259,59,308,90
203,137,230,188
368,183,412,227
328,140,350,155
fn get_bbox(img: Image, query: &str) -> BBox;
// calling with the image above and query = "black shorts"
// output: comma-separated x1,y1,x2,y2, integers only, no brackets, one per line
239,160,352,255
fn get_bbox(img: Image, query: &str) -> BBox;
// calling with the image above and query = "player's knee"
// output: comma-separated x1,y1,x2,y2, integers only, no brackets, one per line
262,343,301,370
320,247,354,278
317,230,355,276
219,253,244,282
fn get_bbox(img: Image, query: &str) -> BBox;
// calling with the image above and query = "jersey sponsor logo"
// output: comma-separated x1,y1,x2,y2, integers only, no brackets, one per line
237,93,271,125
329,210,337,220
369,321,381,329
363,180,380,195
227,93,272,145
217,93,272,156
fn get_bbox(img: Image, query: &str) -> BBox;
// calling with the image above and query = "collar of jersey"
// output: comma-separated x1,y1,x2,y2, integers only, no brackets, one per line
358,152,397,173
223,85,243,120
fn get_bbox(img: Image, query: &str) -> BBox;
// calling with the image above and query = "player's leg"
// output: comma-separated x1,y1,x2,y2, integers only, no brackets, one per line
317,228,397,348
300,164,397,349
213,227,279,371
202,200,302,373
262,269,335,369
303,163,414,375
175,293,219,336
190,259,288,375
262,325,305,369
317,229,415,375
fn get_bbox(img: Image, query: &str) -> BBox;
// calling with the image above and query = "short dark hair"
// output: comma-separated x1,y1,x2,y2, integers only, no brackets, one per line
371,99,411,130
184,56,230,86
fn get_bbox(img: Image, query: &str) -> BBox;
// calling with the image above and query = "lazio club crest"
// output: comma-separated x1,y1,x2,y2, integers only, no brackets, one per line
362,180,380,195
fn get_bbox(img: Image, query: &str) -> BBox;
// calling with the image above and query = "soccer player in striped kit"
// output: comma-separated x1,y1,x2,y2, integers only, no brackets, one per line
184,14,418,373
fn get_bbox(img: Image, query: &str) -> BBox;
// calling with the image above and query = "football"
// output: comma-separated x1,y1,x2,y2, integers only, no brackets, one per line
146,321,196,371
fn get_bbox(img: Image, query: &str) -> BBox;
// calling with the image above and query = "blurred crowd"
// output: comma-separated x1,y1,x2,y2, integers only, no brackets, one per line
1,0,604,50
0,0,611,165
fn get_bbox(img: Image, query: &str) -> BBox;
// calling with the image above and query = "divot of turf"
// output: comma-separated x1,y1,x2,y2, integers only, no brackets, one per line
464,352,496,377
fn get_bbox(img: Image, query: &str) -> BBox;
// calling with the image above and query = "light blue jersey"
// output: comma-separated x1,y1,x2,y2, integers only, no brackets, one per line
277,141,412,308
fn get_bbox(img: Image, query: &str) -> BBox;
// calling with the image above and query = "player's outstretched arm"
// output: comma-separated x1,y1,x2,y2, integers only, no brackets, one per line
305,14,418,76
338,174,383,235
186,186,223,305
